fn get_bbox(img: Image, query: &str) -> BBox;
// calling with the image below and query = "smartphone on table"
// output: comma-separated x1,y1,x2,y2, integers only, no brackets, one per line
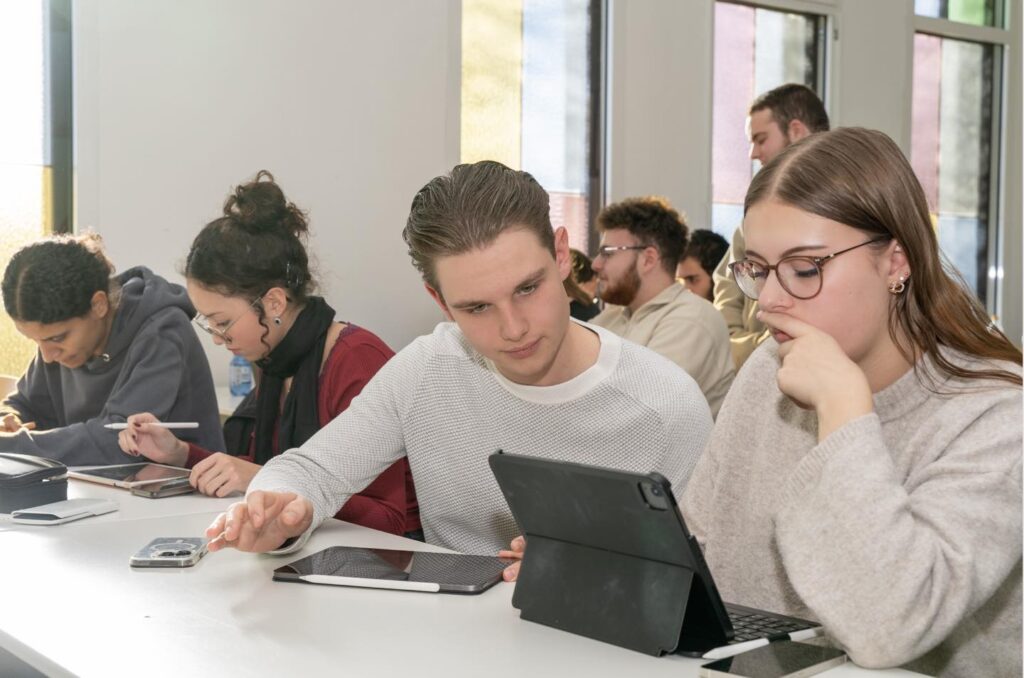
700,641,846,678
129,538,208,568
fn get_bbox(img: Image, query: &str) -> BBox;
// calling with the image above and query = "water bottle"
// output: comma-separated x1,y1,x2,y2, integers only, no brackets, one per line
228,355,253,396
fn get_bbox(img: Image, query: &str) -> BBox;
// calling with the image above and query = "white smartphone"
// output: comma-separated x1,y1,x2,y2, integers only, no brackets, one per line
11,498,119,525
129,538,208,568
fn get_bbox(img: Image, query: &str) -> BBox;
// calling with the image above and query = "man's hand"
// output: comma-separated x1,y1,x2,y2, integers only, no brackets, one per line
498,535,526,582
206,490,313,553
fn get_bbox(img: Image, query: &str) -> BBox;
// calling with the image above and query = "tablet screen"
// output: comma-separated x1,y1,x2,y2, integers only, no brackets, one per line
71,463,189,485
274,546,510,593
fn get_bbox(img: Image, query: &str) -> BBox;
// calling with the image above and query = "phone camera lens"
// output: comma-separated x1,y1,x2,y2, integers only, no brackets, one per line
649,485,663,497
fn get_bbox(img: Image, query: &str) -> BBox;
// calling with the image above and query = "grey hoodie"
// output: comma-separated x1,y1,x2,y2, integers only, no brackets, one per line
0,267,225,464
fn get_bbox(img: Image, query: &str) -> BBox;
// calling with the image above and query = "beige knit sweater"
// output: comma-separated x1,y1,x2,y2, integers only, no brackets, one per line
682,341,1022,677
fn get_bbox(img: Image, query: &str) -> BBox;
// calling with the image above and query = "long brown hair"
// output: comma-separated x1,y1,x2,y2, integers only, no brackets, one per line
745,127,1021,387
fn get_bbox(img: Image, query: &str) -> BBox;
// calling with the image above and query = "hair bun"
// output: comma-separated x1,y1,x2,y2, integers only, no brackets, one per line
223,170,309,237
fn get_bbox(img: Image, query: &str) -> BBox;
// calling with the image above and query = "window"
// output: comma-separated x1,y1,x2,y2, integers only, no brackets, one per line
461,0,603,253
711,1,827,239
914,0,1002,27
0,0,72,376
910,2,1007,310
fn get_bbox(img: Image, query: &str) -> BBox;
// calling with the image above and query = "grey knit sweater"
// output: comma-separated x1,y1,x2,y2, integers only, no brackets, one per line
682,341,1022,677
251,320,713,555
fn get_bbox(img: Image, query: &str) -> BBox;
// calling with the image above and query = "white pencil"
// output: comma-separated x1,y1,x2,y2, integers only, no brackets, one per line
103,422,199,430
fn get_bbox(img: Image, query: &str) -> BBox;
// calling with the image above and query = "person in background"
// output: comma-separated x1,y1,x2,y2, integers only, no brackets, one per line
683,128,1022,677
676,229,728,302
119,171,417,537
199,160,712,560
0,234,223,463
565,248,600,321
591,197,733,417
713,83,830,368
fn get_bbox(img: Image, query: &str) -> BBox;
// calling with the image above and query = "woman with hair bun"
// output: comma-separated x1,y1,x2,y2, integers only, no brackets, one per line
682,128,1021,676
121,171,419,537
0,233,224,463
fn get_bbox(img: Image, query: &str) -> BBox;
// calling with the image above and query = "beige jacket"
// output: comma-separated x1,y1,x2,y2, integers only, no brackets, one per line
712,226,770,369
593,283,734,417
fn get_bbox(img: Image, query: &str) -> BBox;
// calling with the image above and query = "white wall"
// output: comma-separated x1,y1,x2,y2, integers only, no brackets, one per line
74,0,460,386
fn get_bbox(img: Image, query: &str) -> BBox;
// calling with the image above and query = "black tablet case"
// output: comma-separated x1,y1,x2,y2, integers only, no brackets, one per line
0,453,68,514
489,453,733,657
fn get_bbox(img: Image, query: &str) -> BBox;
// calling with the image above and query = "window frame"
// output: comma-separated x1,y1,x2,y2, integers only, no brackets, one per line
913,8,1011,317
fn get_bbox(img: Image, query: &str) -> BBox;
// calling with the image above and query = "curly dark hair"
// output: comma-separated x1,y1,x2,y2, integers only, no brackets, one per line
185,170,316,354
2,233,115,323
683,229,729,277
596,196,688,275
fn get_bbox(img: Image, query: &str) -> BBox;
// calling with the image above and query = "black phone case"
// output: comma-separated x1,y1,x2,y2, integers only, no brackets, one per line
489,452,733,657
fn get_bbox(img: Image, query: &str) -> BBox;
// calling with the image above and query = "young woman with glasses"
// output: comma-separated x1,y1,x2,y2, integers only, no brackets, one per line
682,128,1021,676
119,171,419,537
0,234,224,463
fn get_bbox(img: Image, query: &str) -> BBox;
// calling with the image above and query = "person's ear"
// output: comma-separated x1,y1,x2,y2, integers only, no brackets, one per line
424,283,454,321
788,118,812,142
638,246,659,274
262,287,290,318
553,227,572,281
90,291,110,319
887,240,911,281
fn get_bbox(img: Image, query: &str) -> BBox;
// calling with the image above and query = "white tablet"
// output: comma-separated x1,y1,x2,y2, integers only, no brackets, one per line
68,462,190,488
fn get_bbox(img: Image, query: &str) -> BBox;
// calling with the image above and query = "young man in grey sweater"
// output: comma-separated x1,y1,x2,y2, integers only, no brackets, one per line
204,161,713,557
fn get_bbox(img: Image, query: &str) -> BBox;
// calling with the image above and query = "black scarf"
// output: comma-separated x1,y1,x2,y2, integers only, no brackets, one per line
252,296,335,465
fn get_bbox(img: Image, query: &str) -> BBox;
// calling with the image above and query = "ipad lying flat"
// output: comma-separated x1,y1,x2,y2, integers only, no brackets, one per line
273,546,511,595
68,462,190,488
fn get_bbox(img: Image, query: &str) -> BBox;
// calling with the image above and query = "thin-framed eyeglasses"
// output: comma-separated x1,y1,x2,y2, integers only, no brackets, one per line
595,244,650,259
193,296,263,341
728,236,891,301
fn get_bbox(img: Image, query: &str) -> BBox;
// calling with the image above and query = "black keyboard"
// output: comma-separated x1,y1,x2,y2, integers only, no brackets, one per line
725,604,817,643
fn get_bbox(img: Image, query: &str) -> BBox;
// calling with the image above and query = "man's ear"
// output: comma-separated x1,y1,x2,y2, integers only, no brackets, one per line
90,291,110,319
788,118,812,142
424,283,454,321
553,226,572,281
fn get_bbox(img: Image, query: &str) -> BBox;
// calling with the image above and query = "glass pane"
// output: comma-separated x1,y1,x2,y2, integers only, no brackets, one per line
911,33,996,302
461,0,594,252
0,0,49,377
711,2,822,239
915,0,1001,28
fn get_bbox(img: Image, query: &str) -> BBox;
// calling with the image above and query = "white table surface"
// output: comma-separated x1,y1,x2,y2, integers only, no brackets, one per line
0,506,922,678
0,479,236,532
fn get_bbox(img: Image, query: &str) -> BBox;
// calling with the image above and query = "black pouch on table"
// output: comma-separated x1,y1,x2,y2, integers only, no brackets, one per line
0,453,68,514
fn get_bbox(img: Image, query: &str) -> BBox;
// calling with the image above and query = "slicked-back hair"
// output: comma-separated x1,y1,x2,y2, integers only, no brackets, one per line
596,196,689,275
749,83,830,136
2,233,115,324
403,161,554,291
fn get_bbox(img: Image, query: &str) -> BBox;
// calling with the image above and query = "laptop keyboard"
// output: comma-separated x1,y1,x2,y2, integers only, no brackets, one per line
726,608,816,643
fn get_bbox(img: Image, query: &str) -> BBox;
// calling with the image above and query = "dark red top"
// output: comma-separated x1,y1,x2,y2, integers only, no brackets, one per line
187,325,420,535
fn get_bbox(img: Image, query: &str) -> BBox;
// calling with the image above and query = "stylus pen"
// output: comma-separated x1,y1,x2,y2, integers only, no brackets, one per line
702,627,824,660
104,422,199,430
